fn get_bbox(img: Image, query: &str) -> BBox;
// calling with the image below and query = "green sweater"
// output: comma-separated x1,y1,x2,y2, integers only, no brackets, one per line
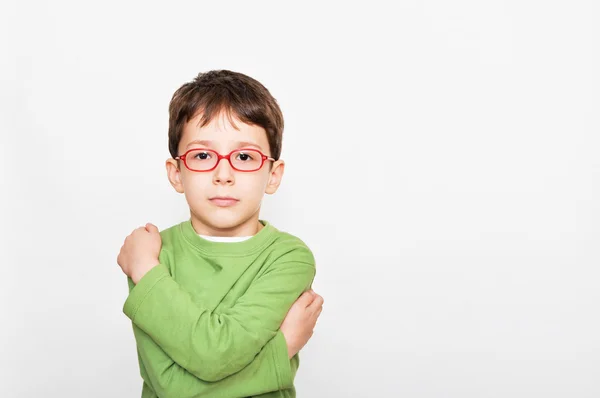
123,219,316,398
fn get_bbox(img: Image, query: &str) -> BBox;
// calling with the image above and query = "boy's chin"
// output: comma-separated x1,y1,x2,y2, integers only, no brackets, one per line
195,212,253,231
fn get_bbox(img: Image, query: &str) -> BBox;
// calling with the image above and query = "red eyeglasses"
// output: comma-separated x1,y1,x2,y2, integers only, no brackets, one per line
176,148,275,172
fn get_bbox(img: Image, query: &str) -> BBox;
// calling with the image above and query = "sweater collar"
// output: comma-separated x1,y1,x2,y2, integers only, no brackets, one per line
178,218,277,257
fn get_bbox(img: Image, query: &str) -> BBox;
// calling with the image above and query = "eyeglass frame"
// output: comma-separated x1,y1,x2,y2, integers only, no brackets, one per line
175,147,276,172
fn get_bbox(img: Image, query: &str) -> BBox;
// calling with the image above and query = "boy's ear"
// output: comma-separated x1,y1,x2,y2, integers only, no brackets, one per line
166,158,185,193
265,159,285,195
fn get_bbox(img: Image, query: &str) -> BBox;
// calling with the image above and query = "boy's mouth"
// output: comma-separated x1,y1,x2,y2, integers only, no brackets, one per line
209,196,239,207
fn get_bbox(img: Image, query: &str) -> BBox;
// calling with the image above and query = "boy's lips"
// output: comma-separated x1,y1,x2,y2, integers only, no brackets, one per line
209,196,239,207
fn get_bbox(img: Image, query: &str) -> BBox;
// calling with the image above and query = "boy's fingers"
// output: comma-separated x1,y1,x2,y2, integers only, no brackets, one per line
145,223,159,234
314,306,323,319
297,291,316,307
308,294,324,312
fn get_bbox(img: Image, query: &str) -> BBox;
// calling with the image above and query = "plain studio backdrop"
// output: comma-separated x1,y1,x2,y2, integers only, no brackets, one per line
1,1,598,397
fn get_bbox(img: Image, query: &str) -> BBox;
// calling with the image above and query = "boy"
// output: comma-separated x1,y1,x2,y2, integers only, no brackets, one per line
117,70,323,398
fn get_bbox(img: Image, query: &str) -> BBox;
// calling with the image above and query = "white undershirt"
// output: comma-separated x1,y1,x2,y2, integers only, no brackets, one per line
198,235,252,242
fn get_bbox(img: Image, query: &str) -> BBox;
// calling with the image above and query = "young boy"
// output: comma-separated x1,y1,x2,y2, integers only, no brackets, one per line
117,70,323,398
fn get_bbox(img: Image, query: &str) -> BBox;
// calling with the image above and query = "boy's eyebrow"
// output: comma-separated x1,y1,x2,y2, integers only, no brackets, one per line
186,140,264,151
186,140,214,148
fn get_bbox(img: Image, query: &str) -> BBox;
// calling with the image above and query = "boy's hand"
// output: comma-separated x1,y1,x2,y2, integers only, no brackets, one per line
117,223,162,284
280,289,324,359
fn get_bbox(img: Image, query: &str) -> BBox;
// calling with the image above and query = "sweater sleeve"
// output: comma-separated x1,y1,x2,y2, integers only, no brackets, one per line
128,275,295,397
123,248,316,382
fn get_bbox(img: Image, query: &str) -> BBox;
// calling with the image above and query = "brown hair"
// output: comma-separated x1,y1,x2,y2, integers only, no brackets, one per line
168,70,284,160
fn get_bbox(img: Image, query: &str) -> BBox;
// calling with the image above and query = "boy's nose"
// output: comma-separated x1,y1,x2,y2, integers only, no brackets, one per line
212,159,235,185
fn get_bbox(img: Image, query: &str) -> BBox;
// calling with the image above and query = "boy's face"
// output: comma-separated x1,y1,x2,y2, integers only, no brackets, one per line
166,110,284,236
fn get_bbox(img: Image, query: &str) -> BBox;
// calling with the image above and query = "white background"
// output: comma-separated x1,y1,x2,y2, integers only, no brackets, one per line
1,1,598,397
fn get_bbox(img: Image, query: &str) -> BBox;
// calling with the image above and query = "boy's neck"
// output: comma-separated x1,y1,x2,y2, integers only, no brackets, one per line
190,215,264,238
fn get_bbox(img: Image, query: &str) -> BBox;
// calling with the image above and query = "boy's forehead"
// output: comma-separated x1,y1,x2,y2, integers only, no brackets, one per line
180,111,269,152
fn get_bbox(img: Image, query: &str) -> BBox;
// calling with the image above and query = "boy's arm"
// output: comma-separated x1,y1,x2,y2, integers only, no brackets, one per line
123,247,315,382
128,278,296,397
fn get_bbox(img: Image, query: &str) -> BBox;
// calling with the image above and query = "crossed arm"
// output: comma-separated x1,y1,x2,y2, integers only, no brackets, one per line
118,224,323,397
124,259,315,395
131,324,295,397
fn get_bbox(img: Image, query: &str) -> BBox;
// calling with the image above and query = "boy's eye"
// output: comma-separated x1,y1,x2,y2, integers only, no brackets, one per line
193,151,212,160
236,152,255,162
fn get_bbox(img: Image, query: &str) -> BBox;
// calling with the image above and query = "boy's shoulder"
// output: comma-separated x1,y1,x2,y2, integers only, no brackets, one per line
158,221,183,245
269,223,308,246
265,223,316,266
